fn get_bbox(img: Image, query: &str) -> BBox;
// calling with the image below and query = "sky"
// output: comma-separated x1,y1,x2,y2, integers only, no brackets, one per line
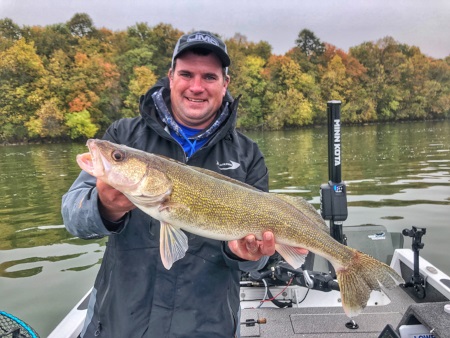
1,0,449,59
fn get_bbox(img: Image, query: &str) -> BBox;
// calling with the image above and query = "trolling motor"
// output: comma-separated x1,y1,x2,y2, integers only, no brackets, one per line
320,101,348,244
401,226,427,298
320,101,348,277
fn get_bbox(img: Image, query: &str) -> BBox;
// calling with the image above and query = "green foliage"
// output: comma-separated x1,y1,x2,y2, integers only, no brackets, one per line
295,29,325,61
123,66,157,117
230,55,267,128
64,110,98,140
21,24,73,58
262,54,319,128
146,23,183,78
0,18,22,40
25,100,66,138
348,36,450,121
0,38,48,141
265,88,313,129
67,13,96,38
0,17,449,143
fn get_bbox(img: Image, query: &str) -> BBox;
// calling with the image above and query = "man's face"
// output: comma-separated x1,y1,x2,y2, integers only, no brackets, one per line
168,51,230,129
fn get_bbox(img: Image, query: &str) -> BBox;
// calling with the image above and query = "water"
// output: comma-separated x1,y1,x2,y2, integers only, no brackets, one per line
0,120,449,336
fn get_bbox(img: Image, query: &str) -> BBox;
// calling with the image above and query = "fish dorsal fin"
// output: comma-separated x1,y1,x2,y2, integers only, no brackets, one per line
190,166,262,192
274,194,329,234
275,243,308,269
159,221,188,269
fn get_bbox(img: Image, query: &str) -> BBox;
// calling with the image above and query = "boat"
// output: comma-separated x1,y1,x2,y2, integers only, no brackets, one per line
4,102,449,338
42,227,450,338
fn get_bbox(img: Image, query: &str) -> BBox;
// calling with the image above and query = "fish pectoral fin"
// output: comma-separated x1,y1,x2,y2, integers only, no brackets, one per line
160,221,189,270
127,192,169,208
275,244,308,269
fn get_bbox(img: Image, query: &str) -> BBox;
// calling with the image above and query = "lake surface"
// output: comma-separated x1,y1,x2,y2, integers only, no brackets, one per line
1,120,449,336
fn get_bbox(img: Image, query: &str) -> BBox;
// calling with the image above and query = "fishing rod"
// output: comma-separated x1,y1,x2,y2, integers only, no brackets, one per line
320,101,348,244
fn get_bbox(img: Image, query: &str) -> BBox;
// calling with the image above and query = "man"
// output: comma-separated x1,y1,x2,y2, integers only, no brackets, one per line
63,30,293,337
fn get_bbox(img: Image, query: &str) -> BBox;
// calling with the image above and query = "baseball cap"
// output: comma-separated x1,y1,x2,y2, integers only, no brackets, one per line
171,30,231,68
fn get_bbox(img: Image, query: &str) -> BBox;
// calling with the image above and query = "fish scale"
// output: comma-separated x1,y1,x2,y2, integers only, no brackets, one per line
76,139,405,318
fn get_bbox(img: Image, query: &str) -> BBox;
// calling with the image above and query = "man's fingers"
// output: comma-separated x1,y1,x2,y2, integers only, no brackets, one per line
260,232,276,256
245,235,259,254
228,232,308,261
96,180,135,221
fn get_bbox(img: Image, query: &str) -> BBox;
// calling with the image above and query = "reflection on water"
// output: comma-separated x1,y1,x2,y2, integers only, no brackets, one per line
0,143,106,335
1,120,449,336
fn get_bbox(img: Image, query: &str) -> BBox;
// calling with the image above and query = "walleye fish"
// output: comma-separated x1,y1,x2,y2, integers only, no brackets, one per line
76,139,404,317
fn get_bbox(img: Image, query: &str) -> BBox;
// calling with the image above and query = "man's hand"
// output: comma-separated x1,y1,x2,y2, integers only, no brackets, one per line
97,180,136,221
228,231,308,261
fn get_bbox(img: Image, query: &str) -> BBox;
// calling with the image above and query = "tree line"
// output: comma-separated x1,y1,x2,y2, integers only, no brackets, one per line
1,13,449,143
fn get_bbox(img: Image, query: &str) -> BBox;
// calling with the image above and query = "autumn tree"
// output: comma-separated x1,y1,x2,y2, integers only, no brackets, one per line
67,51,121,128
65,110,98,139
295,29,325,65
114,45,156,88
21,23,73,59
25,99,66,138
0,39,48,141
232,56,268,128
224,33,274,128
427,58,450,117
318,44,375,123
350,38,401,120
123,66,158,117
67,13,96,38
0,18,448,142
126,23,182,78
0,18,22,51
263,55,316,128
349,36,450,121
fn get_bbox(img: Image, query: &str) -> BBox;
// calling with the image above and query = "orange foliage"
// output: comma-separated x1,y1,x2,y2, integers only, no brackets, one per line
69,94,92,112
74,52,88,65
323,43,366,78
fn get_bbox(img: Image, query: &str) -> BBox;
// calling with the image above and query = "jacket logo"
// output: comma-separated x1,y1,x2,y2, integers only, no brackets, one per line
217,160,240,171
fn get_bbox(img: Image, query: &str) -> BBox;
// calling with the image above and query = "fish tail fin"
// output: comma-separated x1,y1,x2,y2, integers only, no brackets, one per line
336,250,404,318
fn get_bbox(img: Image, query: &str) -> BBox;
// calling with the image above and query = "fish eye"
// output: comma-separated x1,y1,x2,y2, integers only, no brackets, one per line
111,150,125,162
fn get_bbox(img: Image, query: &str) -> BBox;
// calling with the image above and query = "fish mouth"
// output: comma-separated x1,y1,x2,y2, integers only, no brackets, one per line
76,140,109,178
76,152,94,173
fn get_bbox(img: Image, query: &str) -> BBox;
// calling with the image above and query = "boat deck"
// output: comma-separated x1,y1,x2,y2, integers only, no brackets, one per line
240,226,450,338
241,286,413,338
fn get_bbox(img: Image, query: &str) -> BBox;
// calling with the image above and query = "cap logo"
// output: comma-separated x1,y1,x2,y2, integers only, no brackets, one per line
187,33,219,47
